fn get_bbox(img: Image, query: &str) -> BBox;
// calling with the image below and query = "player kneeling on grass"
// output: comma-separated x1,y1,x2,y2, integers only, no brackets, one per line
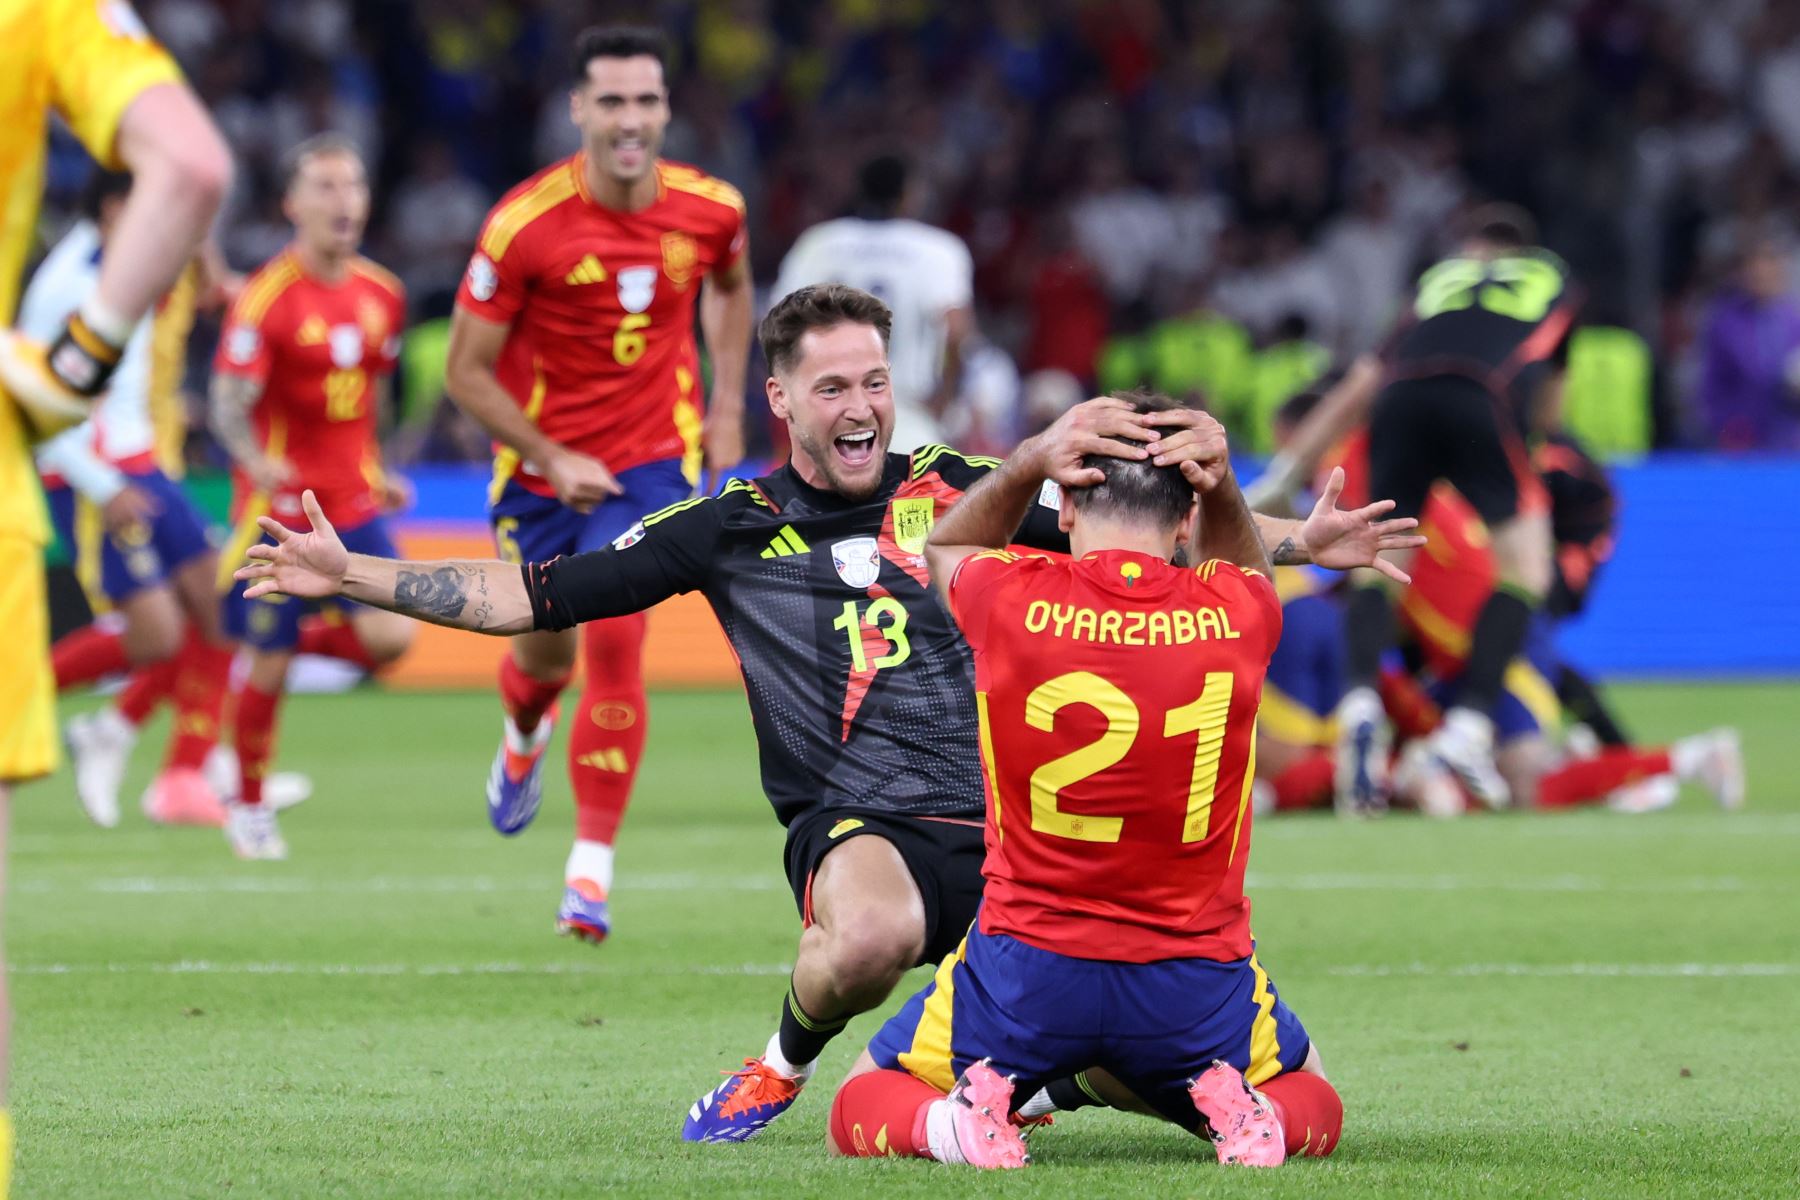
829,396,1344,1169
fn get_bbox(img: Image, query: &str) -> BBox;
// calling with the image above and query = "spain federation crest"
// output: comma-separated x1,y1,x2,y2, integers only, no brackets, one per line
661,231,698,290
617,266,658,314
831,536,881,589
891,497,935,555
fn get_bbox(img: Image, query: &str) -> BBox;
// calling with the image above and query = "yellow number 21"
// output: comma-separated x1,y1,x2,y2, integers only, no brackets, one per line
1017,670,1245,847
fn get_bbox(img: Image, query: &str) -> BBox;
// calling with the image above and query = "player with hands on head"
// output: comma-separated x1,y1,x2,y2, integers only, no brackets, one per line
237,284,1412,1147
830,392,1345,1170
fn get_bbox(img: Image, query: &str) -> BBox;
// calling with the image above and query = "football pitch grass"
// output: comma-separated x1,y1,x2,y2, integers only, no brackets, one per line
14,683,1800,1198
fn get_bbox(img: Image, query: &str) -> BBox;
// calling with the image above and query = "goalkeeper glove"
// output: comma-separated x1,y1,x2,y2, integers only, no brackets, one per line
0,309,128,440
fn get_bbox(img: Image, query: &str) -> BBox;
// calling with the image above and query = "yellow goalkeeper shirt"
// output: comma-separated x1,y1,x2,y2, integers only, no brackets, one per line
0,0,184,545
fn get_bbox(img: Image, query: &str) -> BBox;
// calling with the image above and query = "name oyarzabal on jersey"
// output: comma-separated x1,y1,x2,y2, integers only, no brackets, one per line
521,446,1066,825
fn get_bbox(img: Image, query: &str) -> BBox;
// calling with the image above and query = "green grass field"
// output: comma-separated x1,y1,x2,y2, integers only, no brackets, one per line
13,682,1800,1198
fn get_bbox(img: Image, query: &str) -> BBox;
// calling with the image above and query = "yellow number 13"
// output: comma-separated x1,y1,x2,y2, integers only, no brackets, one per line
1020,670,1245,845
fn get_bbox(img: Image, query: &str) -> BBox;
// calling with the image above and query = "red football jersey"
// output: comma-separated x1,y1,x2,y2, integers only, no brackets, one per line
1398,485,1497,676
456,154,746,497
214,248,405,530
951,548,1283,964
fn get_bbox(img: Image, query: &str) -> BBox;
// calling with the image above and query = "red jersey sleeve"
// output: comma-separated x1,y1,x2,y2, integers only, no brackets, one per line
213,283,279,386
457,201,535,324
377,280,407,374
713,199,747,273
1196,560,1283,662
946,549,1029,650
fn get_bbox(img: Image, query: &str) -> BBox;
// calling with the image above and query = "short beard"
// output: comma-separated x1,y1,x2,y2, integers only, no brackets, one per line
793,427,885,501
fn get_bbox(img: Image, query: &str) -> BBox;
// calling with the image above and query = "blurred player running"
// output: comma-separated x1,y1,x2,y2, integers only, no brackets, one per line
0,0,231,1190
830,395,1342,1169
446,26,753,943
210,135,412,860
27,173,234,828
1336,205,1579,815
235,284,1410,1146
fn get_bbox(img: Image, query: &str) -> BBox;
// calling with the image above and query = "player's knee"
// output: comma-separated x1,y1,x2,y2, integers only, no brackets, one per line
824,916,921,1002
129,617,183,665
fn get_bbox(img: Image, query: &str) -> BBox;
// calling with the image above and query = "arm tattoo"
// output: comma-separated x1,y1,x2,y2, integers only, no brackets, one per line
208,375,266,468
1270,535,1303,565
394,566,474,620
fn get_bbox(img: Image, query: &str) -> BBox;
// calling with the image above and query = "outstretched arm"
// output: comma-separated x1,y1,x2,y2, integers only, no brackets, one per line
234,490,534,634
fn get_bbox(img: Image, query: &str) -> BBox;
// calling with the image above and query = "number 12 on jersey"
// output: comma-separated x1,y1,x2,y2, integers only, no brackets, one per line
991,669,1253,849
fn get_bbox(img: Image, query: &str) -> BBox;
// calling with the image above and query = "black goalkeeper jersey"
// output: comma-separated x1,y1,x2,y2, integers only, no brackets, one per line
522,445,1066,827
1386,248,1582,405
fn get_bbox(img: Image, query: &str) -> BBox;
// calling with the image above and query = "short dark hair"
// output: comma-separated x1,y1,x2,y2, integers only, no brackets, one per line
572,25,669,85
79,170,132,221
1459,201,1538,251
759,284,893,376
281,133,363,193
1068,390,1195,529
857,155,907,213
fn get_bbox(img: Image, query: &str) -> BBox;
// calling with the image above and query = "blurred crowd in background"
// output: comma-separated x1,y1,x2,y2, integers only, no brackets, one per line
38,0,1800,466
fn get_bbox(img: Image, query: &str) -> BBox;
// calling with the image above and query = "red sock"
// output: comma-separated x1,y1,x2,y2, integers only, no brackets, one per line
115,657,179,726
498,654,569,736
1272,751,1335,811
52,624,131,690
1378,666,1442,740
1260,1071,1343,1158
166,633,235,771
233,682,283,805
568,615,648,845
1535,746,1674,808
829,1069,942,1158
295,615,378,672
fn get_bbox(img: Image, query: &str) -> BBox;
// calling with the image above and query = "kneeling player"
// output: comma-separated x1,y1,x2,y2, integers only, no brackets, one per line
829,395,1346,1169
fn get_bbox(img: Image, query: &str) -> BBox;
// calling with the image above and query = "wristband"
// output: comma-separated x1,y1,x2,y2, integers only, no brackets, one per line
47,311,126,396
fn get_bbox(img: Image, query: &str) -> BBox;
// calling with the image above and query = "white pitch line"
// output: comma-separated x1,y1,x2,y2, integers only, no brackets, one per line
1243,873,1763,894
11,873,783,896
9,960,794,978
1326,962,1800,979
5,872,1778,896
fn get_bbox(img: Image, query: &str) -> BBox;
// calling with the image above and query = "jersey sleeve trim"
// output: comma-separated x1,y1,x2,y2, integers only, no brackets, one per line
656,162,746,216
911,444,1001,480
234,257,301,328
479,163,578,262
350,258,405,301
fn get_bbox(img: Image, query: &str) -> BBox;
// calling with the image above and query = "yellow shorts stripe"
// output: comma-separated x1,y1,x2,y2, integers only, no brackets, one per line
1256,684,1334,749
217,494,271,592
1504,660,1561,737
1245,952,1284,1087
898,938,966,1093
0,537,57,781
74,495,109,613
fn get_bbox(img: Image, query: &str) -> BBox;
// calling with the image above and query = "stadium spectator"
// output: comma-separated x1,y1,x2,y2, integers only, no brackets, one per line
41,0,1800,464
1696,233,1800,450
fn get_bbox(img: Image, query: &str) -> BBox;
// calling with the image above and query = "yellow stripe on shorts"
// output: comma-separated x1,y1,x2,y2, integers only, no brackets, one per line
1245,952,1284,1087
898,937,967,1093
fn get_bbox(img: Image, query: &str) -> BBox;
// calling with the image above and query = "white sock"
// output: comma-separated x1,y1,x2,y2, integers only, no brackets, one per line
923,1098,965,1164
564,840,614,893
504,714,552,756
95,705,138,740
1016,1087,1056,1119
760,1031,815,1082
1670,733,1708,779
1443,706,1495,748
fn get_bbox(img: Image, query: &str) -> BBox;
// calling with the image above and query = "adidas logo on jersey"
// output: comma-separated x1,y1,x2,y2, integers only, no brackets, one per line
565,254,607,286
759,525,810,558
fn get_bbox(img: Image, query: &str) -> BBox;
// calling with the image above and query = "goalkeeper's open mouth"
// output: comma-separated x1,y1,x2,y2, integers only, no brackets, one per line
834,428,878,469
